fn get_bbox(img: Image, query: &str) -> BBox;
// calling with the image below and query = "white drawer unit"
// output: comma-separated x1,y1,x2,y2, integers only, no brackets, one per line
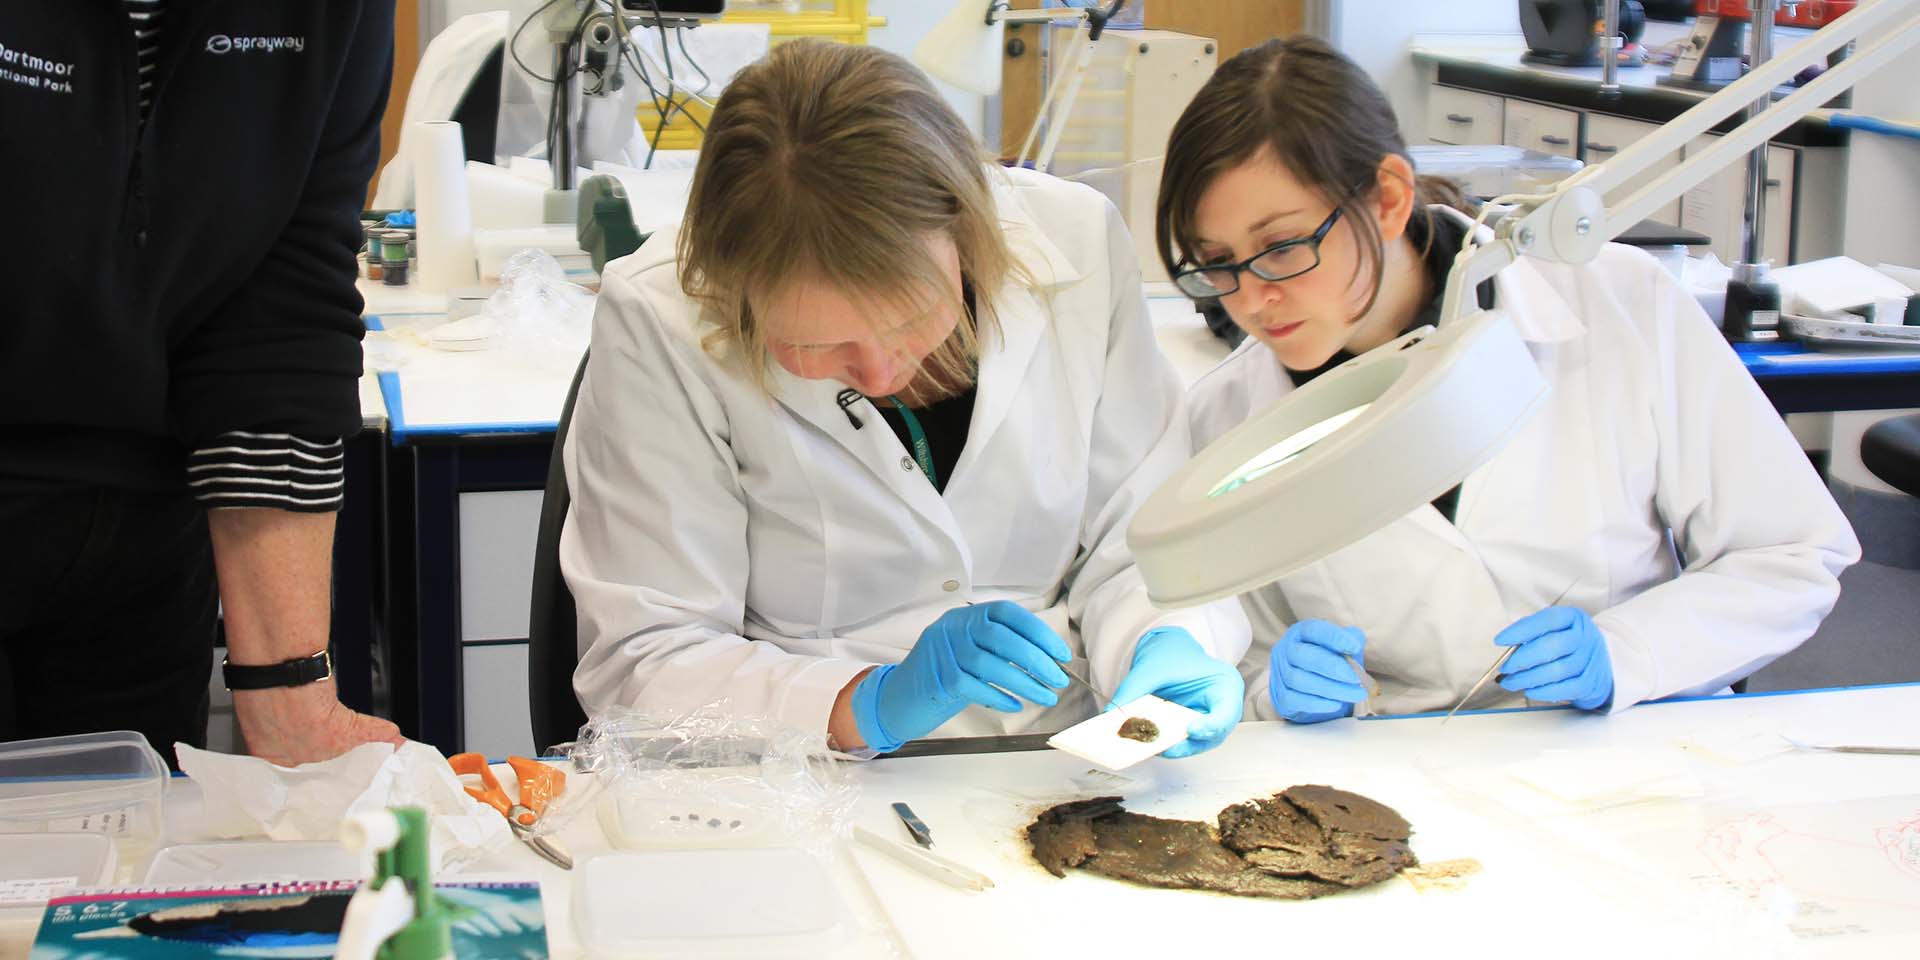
463,643,536,759
453,489,542,757
1426,85,1505,145
1417,76,1844,277
457,490,544,642
1503,99,1581,160
1681,136,1796,266
1581,114,1684,227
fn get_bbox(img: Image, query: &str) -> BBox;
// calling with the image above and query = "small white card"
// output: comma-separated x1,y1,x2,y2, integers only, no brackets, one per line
0,877,80,904
1046,695,1201,770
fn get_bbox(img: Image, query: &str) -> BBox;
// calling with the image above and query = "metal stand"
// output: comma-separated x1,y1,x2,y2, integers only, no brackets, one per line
1726,0,1788,341
1006,0,1127,173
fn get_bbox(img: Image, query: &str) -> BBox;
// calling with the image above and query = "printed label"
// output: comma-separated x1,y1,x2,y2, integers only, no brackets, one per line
205,34,306,55
0,877,80,903
0,39,76,95
44,809,133,837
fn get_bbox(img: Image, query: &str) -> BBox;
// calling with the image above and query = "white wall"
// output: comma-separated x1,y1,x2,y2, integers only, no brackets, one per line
1328,0,1520,137
868,1,988,137
1841,0,1920,269
1826,0,1919,494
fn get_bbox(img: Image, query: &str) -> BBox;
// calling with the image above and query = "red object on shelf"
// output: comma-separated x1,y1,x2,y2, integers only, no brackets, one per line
1694,0,1856,26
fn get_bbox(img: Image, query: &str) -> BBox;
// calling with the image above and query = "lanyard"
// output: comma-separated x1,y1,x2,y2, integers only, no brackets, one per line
887,397,936,488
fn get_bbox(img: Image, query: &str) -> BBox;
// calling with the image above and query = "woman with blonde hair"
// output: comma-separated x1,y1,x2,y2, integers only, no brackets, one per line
1158,36,1856,723
561,40,1248,755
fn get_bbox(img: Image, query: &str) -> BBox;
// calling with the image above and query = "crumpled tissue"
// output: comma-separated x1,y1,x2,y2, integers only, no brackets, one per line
175,741,511,871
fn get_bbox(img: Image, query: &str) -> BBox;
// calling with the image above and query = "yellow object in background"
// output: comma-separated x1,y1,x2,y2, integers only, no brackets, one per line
636,0,885,150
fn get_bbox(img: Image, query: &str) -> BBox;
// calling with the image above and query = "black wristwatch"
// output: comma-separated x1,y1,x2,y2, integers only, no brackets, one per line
222,650,334,691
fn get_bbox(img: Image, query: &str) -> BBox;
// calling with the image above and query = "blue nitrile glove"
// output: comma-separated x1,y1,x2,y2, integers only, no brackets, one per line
850,601,1071,753
1108,627,1245,758
1267,619,1369,724
1494,606,1614,711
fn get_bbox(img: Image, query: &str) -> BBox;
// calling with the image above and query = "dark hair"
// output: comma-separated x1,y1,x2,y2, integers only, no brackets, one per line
1155,36,1470,320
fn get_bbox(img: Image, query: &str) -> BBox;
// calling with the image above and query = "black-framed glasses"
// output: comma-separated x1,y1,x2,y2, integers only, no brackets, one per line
1173,207,1343,299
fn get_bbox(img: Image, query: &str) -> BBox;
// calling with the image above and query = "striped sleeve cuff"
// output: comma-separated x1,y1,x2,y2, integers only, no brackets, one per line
188,432,345,512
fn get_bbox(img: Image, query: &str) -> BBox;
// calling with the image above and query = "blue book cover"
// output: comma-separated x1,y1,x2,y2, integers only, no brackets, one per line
28,881,547,959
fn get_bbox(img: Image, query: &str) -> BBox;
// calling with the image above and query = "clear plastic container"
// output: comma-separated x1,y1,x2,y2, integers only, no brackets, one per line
473,226,592,284
0,732,167,878
0,834,116,905
573,848,853,958
144,842,362,886
1409,144,1585,200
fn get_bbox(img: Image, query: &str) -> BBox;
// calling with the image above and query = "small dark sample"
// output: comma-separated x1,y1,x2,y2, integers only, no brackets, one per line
1026,786,1418,900
1117,717,1159,742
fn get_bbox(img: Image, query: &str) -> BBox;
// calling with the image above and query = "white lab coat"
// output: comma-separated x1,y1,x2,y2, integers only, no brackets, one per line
563,166,1249,745
1189,209,1860,720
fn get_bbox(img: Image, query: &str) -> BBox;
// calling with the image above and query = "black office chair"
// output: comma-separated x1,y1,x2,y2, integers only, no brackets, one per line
528,351,591,755
1862,413,1920,499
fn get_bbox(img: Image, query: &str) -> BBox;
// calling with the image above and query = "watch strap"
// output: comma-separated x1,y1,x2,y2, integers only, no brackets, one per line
222,650,333,691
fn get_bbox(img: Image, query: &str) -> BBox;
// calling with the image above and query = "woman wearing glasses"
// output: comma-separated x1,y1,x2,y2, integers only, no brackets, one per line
1158,37,1858,722
561,41,1249,756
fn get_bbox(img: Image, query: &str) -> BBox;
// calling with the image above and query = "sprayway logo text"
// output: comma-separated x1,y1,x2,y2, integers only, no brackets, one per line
205,35,305,55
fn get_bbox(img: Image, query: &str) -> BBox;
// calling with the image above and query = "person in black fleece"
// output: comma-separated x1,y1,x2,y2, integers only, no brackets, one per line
0,2,404,766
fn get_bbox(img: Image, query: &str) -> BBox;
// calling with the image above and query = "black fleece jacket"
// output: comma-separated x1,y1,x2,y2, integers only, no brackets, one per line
0,1,393,504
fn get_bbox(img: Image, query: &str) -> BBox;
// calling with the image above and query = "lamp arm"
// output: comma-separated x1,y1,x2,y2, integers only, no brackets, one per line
1436,237,1517,336
1017,21,1088,167
994,1,1128,27
1032,25,1096,172
997,8,1087,24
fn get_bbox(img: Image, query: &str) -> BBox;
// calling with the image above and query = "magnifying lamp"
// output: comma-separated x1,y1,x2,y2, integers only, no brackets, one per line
1129,0,1920,608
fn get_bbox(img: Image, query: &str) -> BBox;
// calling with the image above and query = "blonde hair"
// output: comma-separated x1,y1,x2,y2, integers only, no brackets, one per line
677,40,1015,389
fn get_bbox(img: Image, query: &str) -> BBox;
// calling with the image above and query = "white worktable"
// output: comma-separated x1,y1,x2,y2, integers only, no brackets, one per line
7,684,1889,960
840,685,1920,958
359,277,1233,438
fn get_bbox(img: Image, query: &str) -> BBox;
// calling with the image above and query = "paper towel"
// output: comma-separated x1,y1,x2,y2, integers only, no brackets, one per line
414,120,479,292
176,741,511,871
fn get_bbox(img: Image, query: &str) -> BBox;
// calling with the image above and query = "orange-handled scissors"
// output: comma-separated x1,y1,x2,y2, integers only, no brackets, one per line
448,754,572,869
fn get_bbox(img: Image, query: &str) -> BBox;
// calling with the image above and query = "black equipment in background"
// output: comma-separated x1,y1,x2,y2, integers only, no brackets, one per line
1520,0,1647,67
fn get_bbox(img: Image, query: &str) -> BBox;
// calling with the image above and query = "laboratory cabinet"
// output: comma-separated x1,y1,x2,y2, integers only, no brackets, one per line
1424,78,1844,266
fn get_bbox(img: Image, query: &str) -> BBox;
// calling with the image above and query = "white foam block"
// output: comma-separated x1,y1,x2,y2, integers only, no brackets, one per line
1045,695,1200,771
1775,256,1913,316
